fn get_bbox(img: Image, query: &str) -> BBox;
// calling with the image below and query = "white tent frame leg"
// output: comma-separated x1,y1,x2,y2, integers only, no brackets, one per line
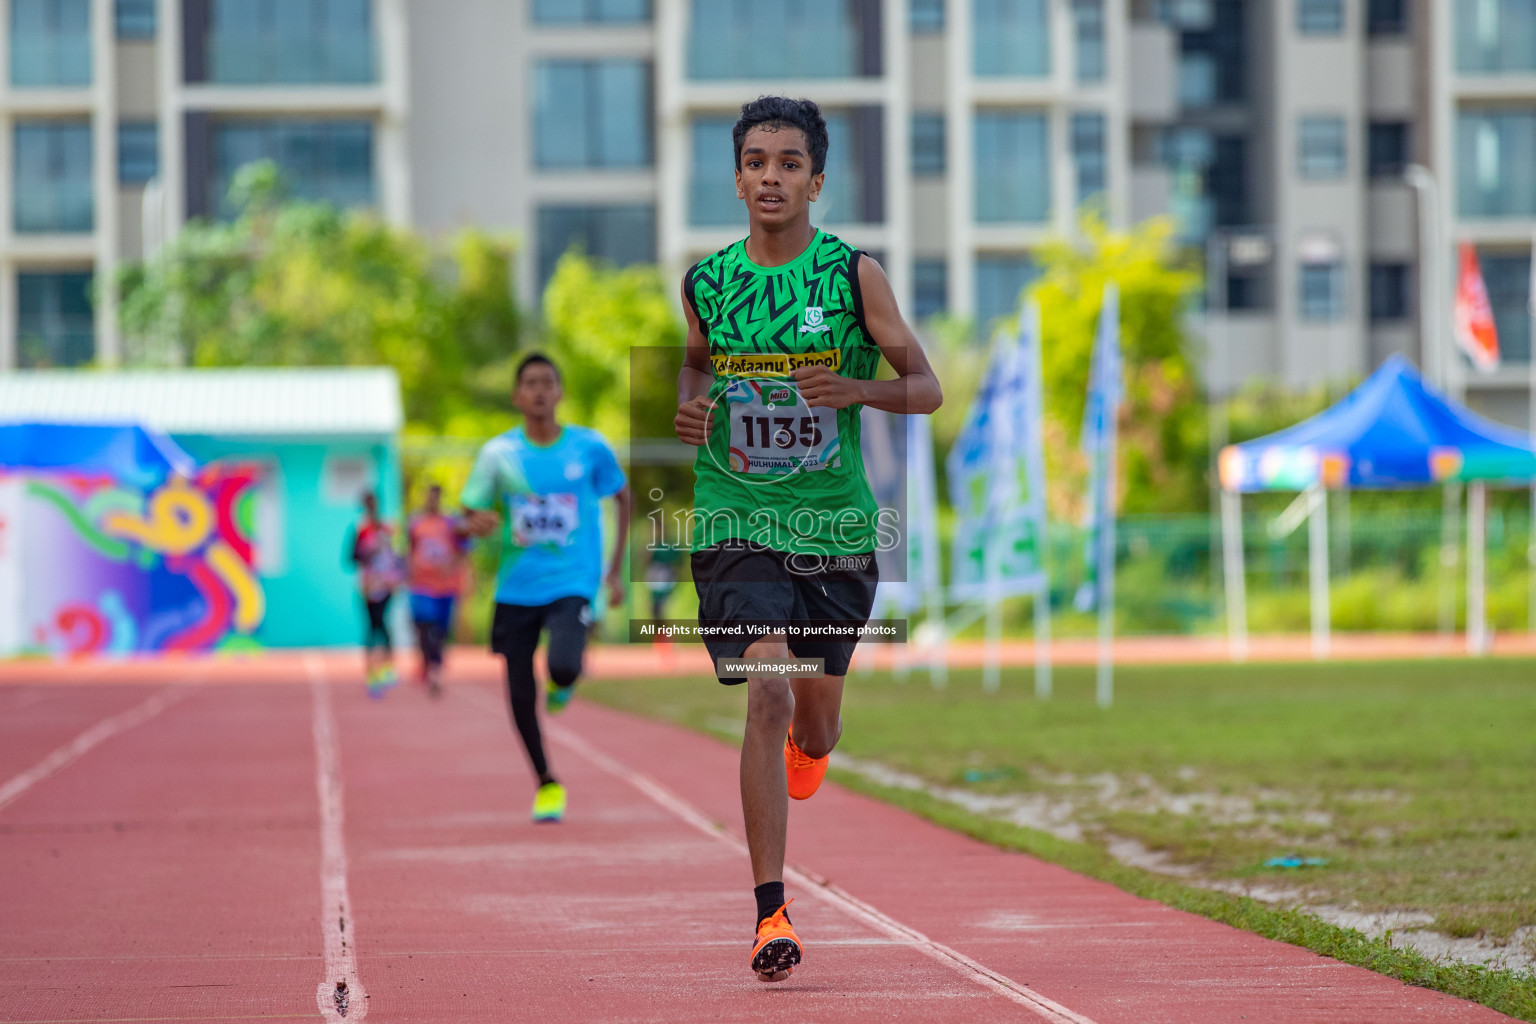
1223,479,1498,660
1221,488,1248,662
1245,482,1331,660
1468,481,1488,656
1308,485,1331,660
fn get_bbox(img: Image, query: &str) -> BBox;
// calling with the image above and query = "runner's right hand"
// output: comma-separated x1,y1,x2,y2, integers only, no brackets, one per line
674,396,713,446
461,509,501,538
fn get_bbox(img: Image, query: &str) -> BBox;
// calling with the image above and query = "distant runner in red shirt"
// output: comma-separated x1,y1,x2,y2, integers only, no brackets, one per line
406,483,470,696
346,490,403,697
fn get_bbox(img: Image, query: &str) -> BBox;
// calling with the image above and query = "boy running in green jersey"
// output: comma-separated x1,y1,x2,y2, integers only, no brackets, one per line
674,96,942,982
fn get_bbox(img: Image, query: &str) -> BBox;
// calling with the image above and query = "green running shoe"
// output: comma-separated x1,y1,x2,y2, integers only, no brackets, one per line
366,665,397,700
532,782,566,823
546,680,575,715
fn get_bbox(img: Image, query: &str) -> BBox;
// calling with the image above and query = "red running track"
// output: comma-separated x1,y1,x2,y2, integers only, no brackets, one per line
0,659,1519,1023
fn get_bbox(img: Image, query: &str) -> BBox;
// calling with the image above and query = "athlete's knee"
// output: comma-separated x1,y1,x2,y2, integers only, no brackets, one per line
547,647,582,688
743,633,789,661
744,676,794,734
793,716,841,759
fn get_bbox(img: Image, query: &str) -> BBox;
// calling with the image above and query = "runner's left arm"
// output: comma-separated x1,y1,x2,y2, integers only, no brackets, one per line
794,254,942,415
675,275,715,445
459,442,503,538
604,485,632,608
593,437,631,608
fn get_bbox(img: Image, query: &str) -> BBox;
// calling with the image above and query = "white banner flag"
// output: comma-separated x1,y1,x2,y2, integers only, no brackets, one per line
947,307,1047,600
905,412,941,613
1075,284,1123,613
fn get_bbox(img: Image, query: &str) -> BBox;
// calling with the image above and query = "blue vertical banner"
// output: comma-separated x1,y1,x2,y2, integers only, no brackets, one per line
1075,283,1124,614
905,412,942,615
947,306,1047,601
1075,283,1123,707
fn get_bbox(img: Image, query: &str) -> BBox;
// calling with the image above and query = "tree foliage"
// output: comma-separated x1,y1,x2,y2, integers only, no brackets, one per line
1029,214,1205,516
539,251,684,442
116,162,520,431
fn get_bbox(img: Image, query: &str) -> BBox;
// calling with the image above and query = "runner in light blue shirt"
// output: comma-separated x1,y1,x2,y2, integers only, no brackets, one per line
462,353,630,823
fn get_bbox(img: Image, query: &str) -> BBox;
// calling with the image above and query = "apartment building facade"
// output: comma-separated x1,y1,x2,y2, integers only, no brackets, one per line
2,0,1533,426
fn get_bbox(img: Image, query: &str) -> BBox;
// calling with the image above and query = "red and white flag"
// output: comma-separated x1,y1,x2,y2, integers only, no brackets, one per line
1454,242,1500,372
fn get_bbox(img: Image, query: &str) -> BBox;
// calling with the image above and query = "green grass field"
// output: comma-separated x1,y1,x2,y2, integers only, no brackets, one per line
583,657,1536,1016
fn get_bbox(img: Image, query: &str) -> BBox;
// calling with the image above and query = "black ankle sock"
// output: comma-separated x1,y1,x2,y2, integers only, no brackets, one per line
754,881,786,926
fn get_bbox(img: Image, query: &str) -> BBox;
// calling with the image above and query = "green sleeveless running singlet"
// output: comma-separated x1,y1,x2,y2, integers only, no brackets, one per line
684,230,882,555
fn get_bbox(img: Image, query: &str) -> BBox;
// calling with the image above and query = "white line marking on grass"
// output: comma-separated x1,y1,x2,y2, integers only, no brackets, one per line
305,655,368,1021
549,724,1101,1024
0,687,186,814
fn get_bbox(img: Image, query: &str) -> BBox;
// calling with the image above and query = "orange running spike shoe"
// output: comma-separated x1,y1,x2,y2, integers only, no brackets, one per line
751,900,801,982
784,731,829,800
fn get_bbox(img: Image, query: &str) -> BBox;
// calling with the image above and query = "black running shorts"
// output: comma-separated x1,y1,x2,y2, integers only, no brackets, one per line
691,541,879,683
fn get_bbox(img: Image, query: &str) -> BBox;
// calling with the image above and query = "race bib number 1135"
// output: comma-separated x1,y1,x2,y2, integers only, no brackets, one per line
723,379,840,476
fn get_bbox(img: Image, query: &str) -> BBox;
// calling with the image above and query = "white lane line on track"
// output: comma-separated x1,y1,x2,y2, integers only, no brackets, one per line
305,655,368,1021
0,686,186,814
548,723,1101,1024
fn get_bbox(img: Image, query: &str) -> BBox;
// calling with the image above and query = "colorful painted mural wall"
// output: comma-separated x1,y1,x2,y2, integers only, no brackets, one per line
0,464,266,658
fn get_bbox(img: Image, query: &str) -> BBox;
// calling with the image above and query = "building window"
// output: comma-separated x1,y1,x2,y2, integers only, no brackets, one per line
115,0,155,37
1299,261,1344,321
1072,112,1106,207
1482,252,1533,363
974,0,1050,77
974,111,1050,222
532,0,650,23
1297,0,1344,34
1457,108,1536,218
14,121,93,233
1073,0,1105,82
1367,121,1408,178
10,0,90,87
1298,116,1347,179
1176,0,1245,105
1368,262,1410,321
913,259,948,320
689,116,739,226
1210,135,1247,226
536,204,656,294
118,122,159,185
689,0,873,80
1456,0,1536,74
976,254,1036,326
1226,271,1267,310
1158,0,1214,28
1367,0,1406,34
911,113,945,176
201,0,374,85
690,111,864,227
211,120,373,215
1179,52,1217,108
534,60,652,170
18,271,94,368
911,0,944,32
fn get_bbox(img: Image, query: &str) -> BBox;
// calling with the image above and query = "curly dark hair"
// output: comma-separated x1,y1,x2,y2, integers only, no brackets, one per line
732,96,829,176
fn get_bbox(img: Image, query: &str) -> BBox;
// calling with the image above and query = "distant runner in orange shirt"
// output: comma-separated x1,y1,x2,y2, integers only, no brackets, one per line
406,484,470,696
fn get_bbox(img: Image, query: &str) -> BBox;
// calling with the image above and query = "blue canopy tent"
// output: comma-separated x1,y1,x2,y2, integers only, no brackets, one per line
1217,355,1536,658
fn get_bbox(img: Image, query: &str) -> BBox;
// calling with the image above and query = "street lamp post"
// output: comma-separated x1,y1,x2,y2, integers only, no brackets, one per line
1405,165,1453,396
1405,165,1464,638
